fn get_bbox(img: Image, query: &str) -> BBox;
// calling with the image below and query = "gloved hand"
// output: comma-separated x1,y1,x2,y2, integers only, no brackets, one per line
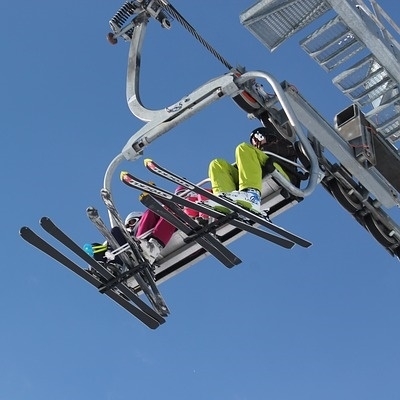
264,157,276,173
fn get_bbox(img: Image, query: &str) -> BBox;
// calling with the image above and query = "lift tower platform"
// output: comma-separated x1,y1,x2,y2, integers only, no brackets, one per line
241,0,400,257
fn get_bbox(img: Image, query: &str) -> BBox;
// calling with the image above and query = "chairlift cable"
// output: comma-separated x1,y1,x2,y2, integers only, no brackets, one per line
162,2,234,70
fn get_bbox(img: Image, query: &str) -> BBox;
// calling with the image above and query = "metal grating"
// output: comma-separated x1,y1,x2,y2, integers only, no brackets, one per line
333,55,397,105
300,16,365,71
241,0,400,150
366,91,400,143
334,54,400,143
240,0,331,51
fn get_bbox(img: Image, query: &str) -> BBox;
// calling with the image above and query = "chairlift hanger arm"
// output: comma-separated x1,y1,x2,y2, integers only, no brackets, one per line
120,12,241,156
125,0,233,122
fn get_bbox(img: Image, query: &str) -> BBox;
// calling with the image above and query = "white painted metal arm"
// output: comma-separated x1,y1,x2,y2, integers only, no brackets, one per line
125,17,159,122
122,73,240,161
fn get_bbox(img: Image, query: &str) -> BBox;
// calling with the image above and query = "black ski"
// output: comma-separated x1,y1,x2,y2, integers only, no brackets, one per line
140,193,242,268
20,224,164,329
144,158,312,248
120,171,295,249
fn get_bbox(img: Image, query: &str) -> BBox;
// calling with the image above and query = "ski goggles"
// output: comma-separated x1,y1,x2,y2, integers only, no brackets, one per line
126,217,140,228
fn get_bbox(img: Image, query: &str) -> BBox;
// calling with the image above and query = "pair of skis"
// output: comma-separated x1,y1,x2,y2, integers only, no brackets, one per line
140,193,242,268
120,158,312,252
20,217,165,329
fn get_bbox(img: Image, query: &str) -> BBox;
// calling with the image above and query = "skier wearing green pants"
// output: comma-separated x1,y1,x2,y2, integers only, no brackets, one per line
208,126,298,213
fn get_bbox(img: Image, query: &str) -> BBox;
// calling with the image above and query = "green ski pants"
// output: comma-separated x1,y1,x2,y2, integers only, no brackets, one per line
208,142,289,195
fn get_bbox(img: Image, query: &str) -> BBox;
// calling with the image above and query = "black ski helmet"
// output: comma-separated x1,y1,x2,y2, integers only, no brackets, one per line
249,127,269,147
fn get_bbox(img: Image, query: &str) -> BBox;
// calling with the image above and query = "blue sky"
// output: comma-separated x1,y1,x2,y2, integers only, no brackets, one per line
3,1,400,399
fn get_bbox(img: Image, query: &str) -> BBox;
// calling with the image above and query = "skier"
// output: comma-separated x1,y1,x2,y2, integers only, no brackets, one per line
91,209,176,266
208,123,299,214
124,209,176,262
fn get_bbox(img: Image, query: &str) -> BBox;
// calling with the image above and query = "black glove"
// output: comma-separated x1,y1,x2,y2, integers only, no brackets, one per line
263,157,276,173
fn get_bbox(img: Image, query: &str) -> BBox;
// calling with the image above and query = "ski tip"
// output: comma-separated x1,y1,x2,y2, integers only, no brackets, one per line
40,216,51,225
143,158,153,167
100,188,112,200
120,171,128,180
19,226,29,235
86,206,98,216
